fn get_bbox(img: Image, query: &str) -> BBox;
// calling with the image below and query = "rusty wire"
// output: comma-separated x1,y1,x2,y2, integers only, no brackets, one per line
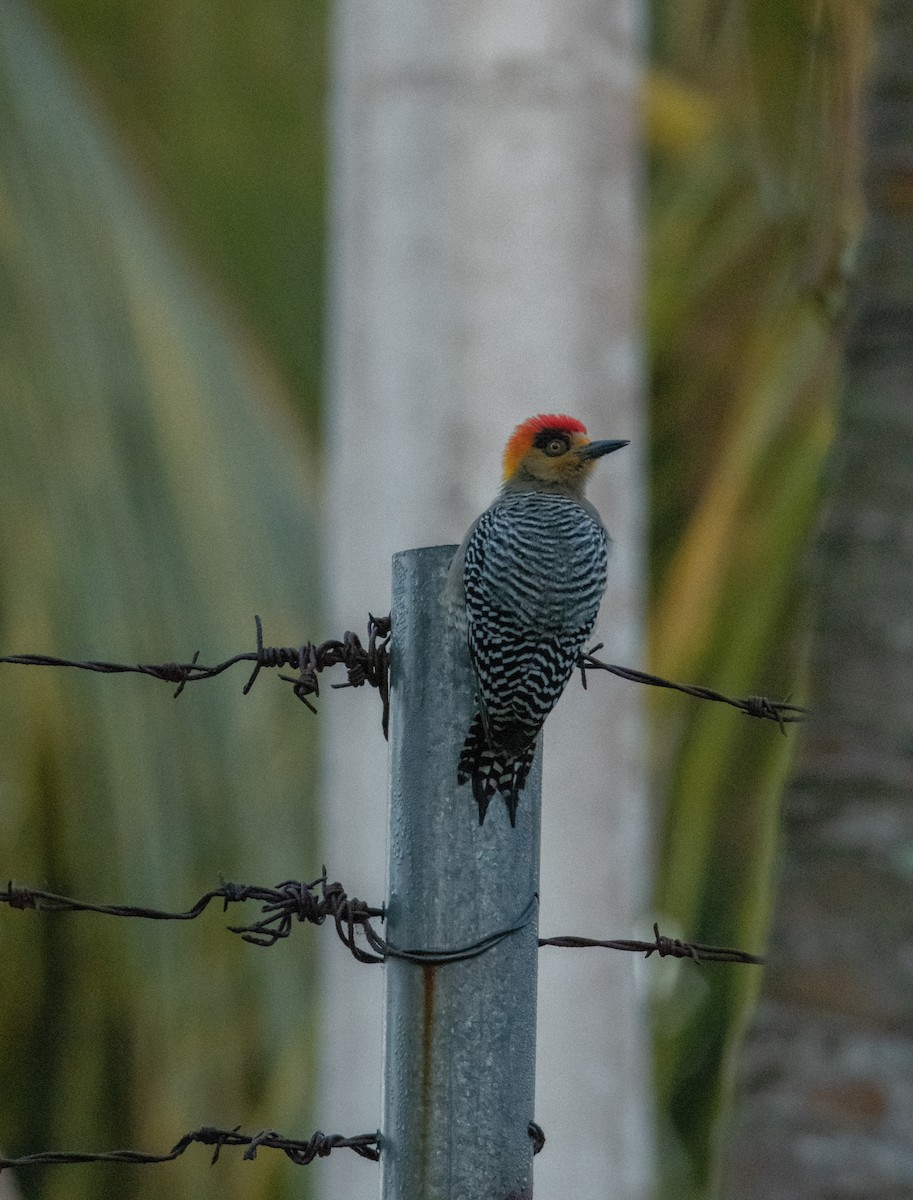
0,612,801,733
0,603,777,1183
0,1121,546,1175
527,1121,546,1156
0,873,387,961
578,643,805,731
539,922,765,965
0,877,534,967
1,877,762,966
0,613,392,736
0,1125,380,1172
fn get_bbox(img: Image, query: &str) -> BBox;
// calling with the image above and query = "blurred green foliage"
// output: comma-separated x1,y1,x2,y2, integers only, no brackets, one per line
647,2,871,1196
39,0,329,434
0,1,876,1199
0,2,326,1198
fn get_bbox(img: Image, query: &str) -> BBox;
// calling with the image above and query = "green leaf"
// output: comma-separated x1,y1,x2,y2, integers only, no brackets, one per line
647,2,871,1195
0,4,324,1198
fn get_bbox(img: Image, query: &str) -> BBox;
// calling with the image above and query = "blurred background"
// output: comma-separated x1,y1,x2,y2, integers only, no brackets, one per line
2,1,908,1199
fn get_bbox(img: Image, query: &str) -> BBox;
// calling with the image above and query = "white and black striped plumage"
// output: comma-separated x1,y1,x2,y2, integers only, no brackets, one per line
456,489,609,825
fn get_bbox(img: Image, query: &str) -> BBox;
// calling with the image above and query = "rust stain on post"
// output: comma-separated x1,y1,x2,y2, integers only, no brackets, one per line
420,964,437,1103
418,963,437,1172
382,547,540,1199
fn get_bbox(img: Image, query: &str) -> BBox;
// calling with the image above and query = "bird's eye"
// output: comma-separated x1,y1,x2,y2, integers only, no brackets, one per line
544,438,567,457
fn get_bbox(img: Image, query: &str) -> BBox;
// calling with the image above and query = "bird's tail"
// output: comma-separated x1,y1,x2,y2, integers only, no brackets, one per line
457,712,536,827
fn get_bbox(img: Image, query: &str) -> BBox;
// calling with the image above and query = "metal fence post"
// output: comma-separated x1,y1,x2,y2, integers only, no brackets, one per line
381,545,542,1200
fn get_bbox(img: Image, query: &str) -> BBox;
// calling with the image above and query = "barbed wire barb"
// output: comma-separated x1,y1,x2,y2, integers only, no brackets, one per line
2,614,799,733
0,1125,381,1173
539,921,765,965
0,614,392,734
0,1121,550,1175
578,643,806,731
1,877,763,966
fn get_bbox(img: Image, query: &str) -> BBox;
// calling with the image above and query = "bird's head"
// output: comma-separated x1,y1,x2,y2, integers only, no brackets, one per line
501,414,628,494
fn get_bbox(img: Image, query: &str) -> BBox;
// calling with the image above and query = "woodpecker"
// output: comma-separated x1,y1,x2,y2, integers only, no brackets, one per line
451,414,628,826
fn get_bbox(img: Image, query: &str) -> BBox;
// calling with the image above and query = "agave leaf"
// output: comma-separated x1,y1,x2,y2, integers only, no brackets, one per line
0,4,322,1198
37,0,330,430
648,2,870,1196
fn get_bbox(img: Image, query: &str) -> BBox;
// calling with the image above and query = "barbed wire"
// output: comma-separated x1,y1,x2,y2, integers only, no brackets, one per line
0,597,774,1182
0,613,803,732
539,923,764,965
0,876,535,966
0,876,763,966
0,874,388,961
578,644,805,731
0,1121,545,1175
0,613,393,736
0,1125,380,1172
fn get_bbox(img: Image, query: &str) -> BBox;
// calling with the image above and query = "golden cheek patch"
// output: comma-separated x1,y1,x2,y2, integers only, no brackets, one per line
502,437,529,481
526,449,592,483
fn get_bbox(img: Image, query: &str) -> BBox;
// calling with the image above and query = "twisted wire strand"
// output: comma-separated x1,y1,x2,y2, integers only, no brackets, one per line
578,644,805,731
0,1126,381,1173
0,614,801,734
1,879,763,965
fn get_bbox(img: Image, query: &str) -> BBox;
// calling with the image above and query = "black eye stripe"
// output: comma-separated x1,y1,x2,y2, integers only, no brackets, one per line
532,429,571,454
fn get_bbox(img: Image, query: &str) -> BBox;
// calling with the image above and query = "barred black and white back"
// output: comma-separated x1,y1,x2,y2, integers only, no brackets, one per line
456,490,609,825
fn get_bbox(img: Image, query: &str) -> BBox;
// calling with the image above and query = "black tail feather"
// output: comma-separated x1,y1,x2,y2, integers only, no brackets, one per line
457,712,536,827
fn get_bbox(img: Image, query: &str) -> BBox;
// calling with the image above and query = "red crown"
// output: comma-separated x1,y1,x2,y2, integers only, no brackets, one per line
502,414,588,479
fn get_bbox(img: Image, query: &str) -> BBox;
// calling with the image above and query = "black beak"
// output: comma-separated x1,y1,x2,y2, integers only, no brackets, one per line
577,438,629,461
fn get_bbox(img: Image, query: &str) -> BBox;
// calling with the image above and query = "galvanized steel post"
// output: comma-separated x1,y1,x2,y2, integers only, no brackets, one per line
381,545,542,1200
